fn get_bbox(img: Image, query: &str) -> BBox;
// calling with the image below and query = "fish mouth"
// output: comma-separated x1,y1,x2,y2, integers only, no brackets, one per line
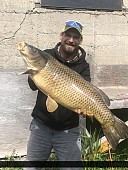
17,41,27,52
18,41,39,70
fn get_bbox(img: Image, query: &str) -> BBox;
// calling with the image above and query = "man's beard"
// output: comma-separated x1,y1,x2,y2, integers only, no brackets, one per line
61,42,78,54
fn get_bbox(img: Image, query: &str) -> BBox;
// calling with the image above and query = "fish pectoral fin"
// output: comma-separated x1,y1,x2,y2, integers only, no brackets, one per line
46,96,58,112
19,69,38,75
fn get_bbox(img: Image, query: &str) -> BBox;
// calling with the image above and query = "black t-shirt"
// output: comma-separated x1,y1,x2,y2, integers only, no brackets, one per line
28,42,91,130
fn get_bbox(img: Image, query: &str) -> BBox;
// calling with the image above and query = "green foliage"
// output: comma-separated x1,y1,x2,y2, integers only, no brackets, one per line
1,130,128,170
81,128,128,170
4,150,21,161
81,129,102,161
0,149,23,170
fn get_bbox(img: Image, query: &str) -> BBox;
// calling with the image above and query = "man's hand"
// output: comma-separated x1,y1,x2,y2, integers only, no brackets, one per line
74,108,93,117
74,109,87,115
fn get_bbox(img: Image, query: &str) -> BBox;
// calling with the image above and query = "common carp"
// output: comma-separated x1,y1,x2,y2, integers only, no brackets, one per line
18,41,128,150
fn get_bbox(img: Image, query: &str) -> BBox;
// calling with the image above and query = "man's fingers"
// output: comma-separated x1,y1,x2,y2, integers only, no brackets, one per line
74,108,87,115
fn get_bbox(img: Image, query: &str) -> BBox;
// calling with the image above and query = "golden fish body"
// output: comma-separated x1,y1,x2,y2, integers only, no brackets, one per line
33,56,112,125
18,41,128,150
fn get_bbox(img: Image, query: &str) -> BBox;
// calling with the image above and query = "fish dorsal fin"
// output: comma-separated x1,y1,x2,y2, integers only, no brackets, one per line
46,95,58,112
92,85,110,106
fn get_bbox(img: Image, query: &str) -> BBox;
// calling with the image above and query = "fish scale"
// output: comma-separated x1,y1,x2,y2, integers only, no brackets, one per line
32,55,115,128
18,41,128,150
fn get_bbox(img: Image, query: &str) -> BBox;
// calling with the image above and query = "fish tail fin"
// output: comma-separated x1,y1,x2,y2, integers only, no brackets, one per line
102,116,128,150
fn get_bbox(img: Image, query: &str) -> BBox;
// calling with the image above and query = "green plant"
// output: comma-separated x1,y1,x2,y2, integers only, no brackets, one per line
0,150,23,170
81,127,128,170
1,131,128,170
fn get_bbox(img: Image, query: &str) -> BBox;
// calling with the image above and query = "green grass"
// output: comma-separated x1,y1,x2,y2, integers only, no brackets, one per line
0,129,128,170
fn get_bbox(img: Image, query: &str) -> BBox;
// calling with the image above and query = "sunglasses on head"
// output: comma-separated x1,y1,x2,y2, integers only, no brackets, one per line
65,20,83,30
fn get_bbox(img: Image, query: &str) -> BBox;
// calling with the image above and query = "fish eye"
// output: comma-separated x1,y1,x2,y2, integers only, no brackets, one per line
32,47,37,53
28,46,38,54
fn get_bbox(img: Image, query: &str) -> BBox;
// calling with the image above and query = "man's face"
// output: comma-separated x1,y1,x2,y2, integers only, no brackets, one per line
60,28,82,54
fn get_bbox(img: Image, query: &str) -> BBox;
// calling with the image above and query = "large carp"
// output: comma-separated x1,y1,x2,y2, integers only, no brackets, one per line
18,41,128,150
